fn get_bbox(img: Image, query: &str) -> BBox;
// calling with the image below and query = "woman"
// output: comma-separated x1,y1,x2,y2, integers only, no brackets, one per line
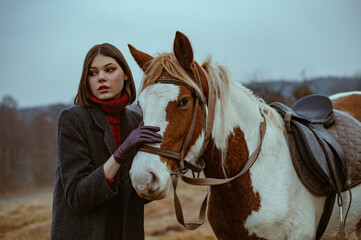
51,43,162,240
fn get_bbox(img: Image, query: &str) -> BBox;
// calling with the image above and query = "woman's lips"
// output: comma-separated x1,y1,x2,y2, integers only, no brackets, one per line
98,85,109,93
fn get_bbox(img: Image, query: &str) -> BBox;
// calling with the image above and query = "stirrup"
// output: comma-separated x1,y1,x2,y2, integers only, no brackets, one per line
336,194,348,240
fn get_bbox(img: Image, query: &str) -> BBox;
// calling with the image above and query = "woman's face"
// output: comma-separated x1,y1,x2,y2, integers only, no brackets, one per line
88,54,128,100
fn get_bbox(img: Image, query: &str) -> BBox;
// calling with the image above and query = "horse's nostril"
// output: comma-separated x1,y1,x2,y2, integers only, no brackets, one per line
148,187,155,194
149,171,160,186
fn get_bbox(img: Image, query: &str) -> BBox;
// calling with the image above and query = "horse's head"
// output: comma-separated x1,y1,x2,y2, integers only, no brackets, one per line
128,32,210,200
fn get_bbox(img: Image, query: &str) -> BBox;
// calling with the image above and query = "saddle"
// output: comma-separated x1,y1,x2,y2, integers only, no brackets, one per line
271,94,361,239
271,94,347,195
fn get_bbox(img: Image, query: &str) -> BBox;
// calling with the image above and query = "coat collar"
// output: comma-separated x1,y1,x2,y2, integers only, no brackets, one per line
87,102,140,156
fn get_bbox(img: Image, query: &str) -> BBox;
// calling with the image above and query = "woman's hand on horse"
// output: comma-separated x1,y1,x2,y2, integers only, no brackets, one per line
113,121,162,165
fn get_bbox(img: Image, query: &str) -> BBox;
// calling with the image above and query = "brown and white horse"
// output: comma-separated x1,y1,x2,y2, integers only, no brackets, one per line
128,32,361,239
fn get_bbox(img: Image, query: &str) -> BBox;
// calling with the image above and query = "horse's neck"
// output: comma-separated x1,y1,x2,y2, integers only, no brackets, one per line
211,82,264,155
203,80,290,195
202,83,292,238
203,82,260,176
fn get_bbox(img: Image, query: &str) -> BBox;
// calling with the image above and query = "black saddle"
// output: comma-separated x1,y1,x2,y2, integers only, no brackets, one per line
271,94,347,194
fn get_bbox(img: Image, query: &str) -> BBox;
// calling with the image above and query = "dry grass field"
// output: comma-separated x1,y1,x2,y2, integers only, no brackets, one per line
0,182,216,240
0,183,356,240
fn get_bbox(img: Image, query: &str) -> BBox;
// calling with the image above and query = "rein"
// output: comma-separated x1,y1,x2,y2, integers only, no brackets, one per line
137,63,267,230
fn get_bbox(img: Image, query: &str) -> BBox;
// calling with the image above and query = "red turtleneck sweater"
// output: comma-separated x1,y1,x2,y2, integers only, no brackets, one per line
89,92,128,147
89,92,129,186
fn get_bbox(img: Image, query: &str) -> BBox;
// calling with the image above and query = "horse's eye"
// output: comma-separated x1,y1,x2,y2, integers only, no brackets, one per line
178,98,190,108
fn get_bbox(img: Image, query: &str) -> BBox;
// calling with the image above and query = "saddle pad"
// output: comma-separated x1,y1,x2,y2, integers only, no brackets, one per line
290,110,361,196
327,110,361,189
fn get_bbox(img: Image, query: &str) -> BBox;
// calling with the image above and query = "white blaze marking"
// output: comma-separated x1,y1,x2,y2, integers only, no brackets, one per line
130,84,180,192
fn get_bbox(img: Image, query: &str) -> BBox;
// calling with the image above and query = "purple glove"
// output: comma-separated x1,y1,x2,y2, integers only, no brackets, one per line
113,121,162,164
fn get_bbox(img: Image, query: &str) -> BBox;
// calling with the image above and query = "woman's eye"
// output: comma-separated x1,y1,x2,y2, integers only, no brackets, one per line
179,98,190,107
107,67,115,73
88,71,96,76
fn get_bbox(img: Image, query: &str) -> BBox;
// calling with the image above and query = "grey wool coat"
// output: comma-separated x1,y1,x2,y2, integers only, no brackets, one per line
51,103,146,240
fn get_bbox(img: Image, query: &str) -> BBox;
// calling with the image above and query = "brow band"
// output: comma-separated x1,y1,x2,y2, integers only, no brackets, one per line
154,78,205,104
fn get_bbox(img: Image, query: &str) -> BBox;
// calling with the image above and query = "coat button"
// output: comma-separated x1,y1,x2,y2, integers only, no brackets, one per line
136,208,141,215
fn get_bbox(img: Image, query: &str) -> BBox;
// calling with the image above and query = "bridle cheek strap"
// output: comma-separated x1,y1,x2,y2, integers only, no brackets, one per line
136,91,205,173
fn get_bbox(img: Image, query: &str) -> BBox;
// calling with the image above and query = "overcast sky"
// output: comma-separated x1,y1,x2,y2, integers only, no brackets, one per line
0,0,360,108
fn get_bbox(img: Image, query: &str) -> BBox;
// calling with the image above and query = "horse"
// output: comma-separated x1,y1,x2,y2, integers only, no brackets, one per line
127,31,361,239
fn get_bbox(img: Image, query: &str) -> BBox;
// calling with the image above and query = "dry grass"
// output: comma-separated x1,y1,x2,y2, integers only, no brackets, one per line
144,181,216,239
0,184,357,240
0,183,216,240
0,191,52,240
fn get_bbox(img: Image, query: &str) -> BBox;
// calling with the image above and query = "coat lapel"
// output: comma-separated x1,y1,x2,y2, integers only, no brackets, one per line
120,108,141,211
88,105,141,212
87,104,117,156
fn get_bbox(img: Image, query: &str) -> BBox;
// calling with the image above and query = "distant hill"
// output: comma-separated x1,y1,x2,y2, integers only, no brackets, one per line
18,103,71,125
245,76,360,97
244,76,361,105
18,103,141,125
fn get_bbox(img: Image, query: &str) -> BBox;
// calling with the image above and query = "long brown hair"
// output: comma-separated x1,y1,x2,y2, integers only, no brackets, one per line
74,43,136,106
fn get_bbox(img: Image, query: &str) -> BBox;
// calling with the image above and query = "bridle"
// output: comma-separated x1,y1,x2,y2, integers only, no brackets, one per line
137,62,267,230
137,63,214,175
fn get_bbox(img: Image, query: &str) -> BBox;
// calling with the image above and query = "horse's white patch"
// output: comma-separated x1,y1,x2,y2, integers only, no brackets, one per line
184,132,205,164
130,151,170,192
329,91,361,100
139,83,180,135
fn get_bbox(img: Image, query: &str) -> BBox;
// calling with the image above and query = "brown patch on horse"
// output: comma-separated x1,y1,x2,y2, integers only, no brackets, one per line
161,86,205,170
332,94,361,122
202,128,265,240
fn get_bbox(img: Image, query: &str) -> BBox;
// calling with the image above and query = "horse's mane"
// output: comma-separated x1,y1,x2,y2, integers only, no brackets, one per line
140,53,204,100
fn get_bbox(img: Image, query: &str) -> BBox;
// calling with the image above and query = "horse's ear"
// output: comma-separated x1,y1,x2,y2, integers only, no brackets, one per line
128,44,153,72
173,31,193,70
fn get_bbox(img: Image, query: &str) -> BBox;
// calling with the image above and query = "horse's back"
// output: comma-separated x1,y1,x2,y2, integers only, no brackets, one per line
330,91,361,122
